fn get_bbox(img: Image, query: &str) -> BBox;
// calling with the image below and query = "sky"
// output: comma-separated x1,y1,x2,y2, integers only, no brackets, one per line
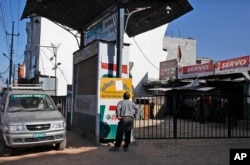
0,0,250,87
166,0,250,61
0,0,27,86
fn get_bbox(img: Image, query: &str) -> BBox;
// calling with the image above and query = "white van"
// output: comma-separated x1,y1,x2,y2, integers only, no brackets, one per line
0,85,66,156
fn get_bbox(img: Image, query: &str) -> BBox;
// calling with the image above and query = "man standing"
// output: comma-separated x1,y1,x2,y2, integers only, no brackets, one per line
109,92,141,152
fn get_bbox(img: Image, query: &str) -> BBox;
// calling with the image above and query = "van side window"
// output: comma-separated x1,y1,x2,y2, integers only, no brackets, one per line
0,93,6,107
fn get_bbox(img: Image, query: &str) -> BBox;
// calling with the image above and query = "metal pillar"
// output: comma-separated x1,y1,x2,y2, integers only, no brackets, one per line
116,7,124,78
51,43,61,97
6,22,19,86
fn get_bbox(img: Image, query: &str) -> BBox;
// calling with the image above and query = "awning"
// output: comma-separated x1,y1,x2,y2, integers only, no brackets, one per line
148,87,174,92
149,86,215,92
148,79,215,92
195,87,215,92
21,0,193,37
178,78,200,89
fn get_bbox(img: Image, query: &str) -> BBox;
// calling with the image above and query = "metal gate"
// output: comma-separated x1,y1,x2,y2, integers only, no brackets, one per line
133,92,250,139
51,96,67,116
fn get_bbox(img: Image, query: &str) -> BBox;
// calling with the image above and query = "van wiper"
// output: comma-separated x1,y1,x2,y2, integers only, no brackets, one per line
27,109,44,112
8,108,25,112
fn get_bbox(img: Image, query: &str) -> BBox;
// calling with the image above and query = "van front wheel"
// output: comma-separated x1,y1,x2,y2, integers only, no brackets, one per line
0,136,12,157
55,138,67,150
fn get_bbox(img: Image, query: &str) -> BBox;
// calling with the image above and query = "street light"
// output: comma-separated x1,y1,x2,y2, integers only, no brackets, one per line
51,43,61,97
116,6,151,77
124,7,151,33
2,53,12,88
51,61,61,96
36,43,61,96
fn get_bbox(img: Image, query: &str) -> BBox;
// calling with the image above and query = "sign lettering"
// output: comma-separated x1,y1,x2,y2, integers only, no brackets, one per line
234,153,247,160
187,65,209,72
230,149,250,165
219,56,249,70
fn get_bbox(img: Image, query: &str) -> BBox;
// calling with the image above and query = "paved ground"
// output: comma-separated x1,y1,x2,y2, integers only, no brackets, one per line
0,131,250,165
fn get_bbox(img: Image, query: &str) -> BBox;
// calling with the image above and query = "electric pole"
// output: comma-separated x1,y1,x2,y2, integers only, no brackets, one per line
6,21,19,87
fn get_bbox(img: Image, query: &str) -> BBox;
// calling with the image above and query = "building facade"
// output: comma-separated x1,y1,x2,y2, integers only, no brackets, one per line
23,17,79,96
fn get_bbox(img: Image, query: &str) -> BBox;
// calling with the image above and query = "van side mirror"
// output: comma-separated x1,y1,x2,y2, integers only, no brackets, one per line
0,105,4,112
57,104,62,110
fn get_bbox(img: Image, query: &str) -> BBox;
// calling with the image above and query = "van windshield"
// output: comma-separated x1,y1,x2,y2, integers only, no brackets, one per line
7,94,56,112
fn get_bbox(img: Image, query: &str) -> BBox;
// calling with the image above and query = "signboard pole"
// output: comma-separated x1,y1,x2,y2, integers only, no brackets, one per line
116,6,124,78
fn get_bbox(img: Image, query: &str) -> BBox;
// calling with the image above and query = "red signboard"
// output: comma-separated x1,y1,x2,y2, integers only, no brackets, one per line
159,59,177,80
214,55,250,75
178,62,214,79
182,62,214,74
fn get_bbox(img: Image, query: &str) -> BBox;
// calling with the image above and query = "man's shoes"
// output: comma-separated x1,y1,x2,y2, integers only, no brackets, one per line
109,146,128,152
109,147,120,152
123,147,128,152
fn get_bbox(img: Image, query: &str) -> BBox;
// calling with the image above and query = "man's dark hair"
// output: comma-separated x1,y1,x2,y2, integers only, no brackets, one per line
123,92,130,100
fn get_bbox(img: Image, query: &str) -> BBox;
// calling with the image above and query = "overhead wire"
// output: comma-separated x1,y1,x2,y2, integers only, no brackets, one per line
40,48,54,75
15,0,21,64
57,67,70,84
8,0,13,21
0,0,9,84
10,0,21,70
132,37,159,70
39,47,70,84
0,0,10,54
0,0,7,32
0,0,24,86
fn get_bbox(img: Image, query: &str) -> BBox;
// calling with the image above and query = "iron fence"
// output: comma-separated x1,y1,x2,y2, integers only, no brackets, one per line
133,92,250,139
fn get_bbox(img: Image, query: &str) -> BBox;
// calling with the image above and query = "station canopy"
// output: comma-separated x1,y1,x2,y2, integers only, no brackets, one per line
21,0,193,37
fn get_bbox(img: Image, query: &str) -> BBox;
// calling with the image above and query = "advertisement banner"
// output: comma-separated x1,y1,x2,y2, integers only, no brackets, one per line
99,78,132,139
100,78,132,99
214,55,250,75
178,62,214,79
85,14,117,45
159,59,177,80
